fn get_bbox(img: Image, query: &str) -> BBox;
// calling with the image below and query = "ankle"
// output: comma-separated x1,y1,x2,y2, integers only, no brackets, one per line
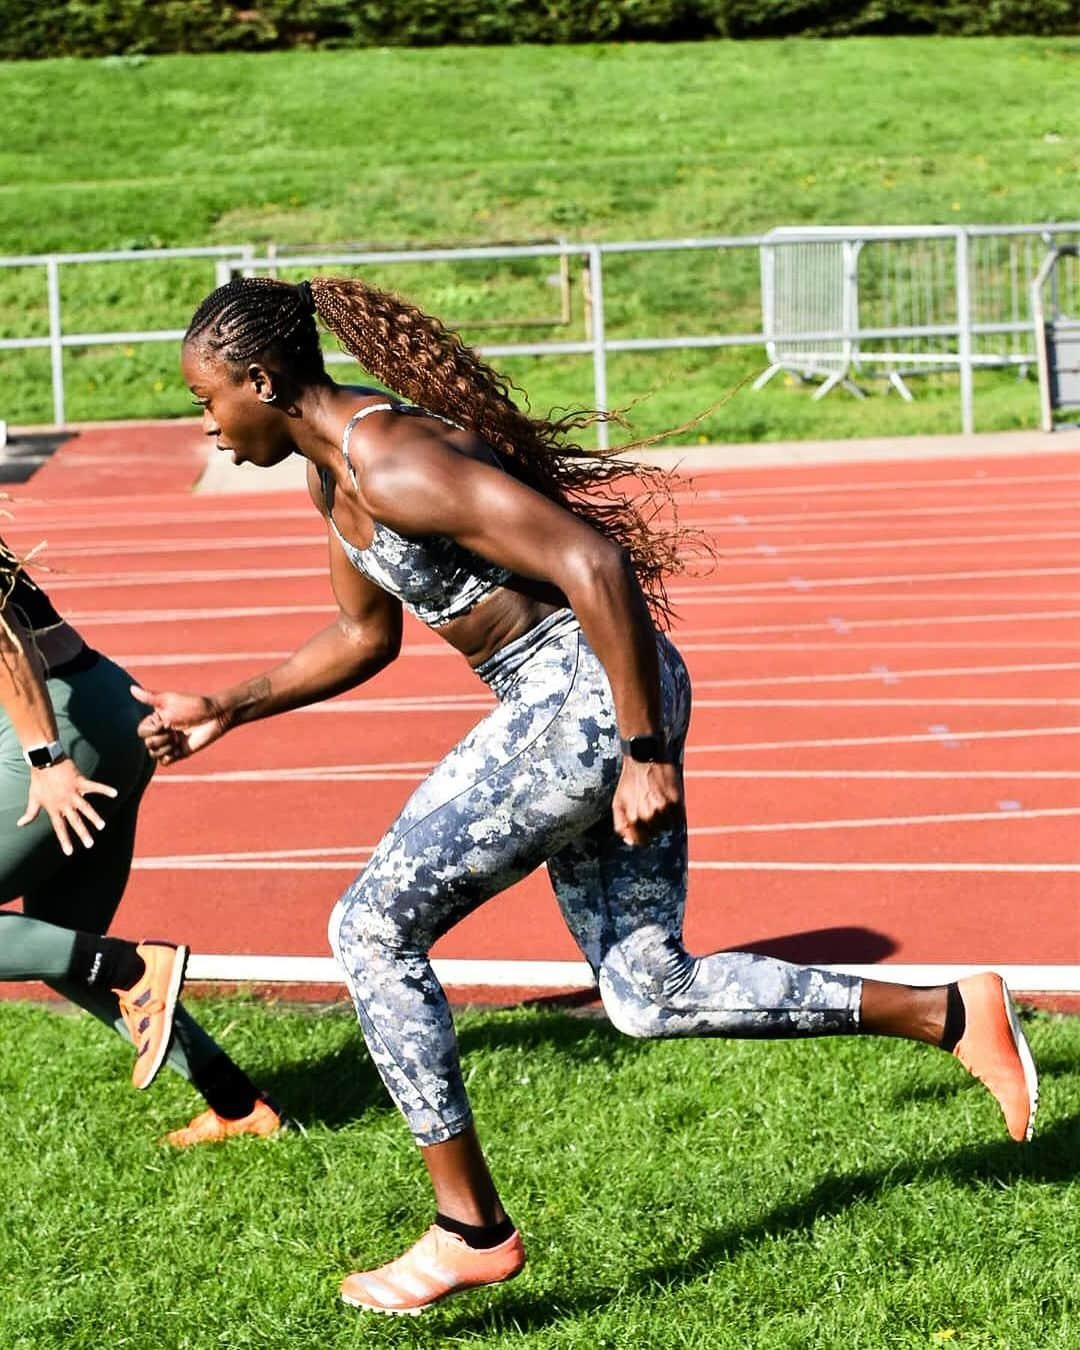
434,1212,516,1249
860,981,947,1044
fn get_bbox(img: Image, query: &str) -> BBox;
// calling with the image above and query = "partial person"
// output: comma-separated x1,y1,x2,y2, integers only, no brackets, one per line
136,275,1037,1312
0,535,282,1144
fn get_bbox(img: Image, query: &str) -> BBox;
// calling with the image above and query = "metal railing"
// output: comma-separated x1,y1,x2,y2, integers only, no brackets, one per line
3,223,1078,443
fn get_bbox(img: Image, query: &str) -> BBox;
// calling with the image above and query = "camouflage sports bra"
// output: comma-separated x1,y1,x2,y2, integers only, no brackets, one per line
318,401,513,628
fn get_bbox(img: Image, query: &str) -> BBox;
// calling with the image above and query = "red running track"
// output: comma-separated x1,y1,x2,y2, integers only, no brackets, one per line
5,422,1079,996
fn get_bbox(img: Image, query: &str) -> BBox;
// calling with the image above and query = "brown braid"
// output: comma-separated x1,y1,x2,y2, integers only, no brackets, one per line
187,274,712,626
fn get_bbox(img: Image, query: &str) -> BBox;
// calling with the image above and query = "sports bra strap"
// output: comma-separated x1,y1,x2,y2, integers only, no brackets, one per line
340,402,396,490
339,400,476,491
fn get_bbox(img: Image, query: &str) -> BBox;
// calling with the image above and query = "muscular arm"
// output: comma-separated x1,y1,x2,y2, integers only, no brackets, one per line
214,540,402,729
360,429,662,741
357,427,679,843
135,487,402,762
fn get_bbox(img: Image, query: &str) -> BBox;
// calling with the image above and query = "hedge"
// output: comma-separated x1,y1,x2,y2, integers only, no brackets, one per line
1,0,1076,59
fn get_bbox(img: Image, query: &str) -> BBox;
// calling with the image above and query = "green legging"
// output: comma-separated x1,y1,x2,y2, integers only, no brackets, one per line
0,651,223,1082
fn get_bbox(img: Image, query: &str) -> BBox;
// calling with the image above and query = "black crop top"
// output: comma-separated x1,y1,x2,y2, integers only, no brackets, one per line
1,566,63,633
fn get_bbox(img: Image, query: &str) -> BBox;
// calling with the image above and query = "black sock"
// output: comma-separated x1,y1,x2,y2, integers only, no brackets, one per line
190,1052,262,1121
939,982,967,1052
434,1212,516,1250
68,932,144,991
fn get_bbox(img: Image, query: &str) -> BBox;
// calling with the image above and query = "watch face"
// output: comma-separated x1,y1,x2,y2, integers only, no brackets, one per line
26,743,63,768
627,735,662,763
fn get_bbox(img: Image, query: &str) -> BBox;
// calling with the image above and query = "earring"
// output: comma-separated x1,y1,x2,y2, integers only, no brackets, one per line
258,392,277,404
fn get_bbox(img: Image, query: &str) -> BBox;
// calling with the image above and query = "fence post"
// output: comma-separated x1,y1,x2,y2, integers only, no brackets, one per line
587,244,609,450
46,257,65,426
955,229,974,435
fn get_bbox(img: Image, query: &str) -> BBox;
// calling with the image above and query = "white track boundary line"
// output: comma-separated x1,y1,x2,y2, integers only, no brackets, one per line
132,857,1080,874
688,725,1080,752
149,766,1080,785
720,529,1080,557
182,954,1080,993
696,470,1080,502
695,699,1080,708
115,657,1080,687
694,660,1080,687
40,563,1080,593
705,497,1080,526
66,599,1080,626
675,566,1080,595
692,806,1080,834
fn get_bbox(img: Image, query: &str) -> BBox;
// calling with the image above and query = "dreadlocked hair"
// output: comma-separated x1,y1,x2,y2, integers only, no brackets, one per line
186,274,713,627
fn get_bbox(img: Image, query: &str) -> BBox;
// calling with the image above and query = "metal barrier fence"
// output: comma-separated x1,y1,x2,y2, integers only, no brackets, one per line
2,223,1078,444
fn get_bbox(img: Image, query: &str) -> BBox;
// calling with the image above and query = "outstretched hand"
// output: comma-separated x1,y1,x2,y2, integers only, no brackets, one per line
17,757,118,856
131,684,228,765
612,759,685,847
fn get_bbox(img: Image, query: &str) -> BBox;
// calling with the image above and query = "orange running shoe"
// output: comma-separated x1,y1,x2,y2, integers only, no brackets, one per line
340,1225,526,1315
952,972,1038,1142
113,941,188,1091
163,1097,284,1147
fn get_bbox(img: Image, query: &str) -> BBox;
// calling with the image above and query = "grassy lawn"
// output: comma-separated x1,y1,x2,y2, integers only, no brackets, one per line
1,38,1078,436
0,996,1076,1348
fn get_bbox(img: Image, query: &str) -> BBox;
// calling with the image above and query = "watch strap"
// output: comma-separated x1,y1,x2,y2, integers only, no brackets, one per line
619,733,669,764
23,740,67,769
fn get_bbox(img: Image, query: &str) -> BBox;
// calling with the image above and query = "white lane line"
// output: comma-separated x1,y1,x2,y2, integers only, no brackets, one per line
25,534,324,559
130,854,1080,875
672,566,1080,595
692,806,1080,834
718,529,1080,557
147,765,1080,785
701,497,1080,527
692,861,1080,873
694,469,1080,501
680,609,1080,637
38,563,1080,594
182,954,1080,992
45,566,327,588
133,808,1080,844
694,699,1080,708
125,663,1071,704
122,651,294,667
70,603,335,624
693,661,1080,688
65,602,1080,631
687,725,1080,752
690,770,1080,779
681,641,1080,650
296,696,494,713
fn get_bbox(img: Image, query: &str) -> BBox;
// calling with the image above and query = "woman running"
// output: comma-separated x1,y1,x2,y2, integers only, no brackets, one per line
136,274,1037,1313
0,535,282,1145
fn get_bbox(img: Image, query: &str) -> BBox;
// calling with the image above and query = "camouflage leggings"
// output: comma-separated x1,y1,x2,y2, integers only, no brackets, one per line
329,609,862,1145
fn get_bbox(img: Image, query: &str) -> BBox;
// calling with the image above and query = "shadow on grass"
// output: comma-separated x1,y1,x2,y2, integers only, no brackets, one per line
257,1010,634,1129
444,1112,1080,1335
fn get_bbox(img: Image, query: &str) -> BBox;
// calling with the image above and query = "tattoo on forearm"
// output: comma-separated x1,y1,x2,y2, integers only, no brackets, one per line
223,675,271,726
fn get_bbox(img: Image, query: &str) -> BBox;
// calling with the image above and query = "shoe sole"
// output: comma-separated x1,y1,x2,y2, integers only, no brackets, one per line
340,1265,523,1315
137,944,189,1091
999,977,1039,1142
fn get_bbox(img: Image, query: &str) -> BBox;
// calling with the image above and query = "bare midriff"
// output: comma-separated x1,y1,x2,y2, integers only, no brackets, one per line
438,583,567,670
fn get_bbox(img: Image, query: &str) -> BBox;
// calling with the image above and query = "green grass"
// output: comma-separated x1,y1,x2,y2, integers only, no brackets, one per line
2,38,1079,437
1,997,1076,1347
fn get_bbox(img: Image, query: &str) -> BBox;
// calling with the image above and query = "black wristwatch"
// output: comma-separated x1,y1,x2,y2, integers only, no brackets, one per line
23,740,67,769
619,733,668,764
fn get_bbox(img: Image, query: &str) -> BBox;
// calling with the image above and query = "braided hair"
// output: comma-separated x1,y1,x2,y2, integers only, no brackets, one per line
185,274,700,625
